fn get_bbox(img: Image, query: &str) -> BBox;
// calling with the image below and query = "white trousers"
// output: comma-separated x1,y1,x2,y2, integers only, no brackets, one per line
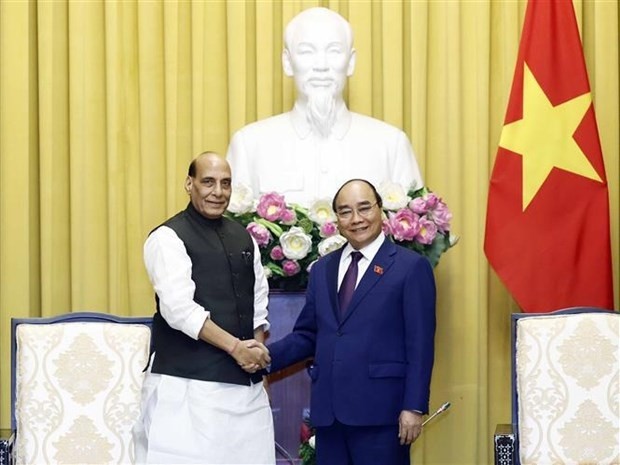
133,373,275,464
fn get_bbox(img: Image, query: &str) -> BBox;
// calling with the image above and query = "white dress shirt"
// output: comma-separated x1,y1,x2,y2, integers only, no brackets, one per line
338,234,386,290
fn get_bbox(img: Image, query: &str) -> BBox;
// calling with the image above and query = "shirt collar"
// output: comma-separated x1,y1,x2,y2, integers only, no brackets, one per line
341,233,386,264
289,101,352,140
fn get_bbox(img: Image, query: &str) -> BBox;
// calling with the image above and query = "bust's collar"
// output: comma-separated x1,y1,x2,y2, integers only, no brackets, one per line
289,101,352,140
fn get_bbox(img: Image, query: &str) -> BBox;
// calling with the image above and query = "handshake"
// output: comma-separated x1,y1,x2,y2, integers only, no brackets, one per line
229,339,270,374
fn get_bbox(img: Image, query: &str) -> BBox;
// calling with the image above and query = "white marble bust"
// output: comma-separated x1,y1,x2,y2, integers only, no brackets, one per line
227,7,423,207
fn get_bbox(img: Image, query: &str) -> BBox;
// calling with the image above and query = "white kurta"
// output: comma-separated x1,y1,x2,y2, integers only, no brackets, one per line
227,104,423,207
134,226,275,464
133,370,274,465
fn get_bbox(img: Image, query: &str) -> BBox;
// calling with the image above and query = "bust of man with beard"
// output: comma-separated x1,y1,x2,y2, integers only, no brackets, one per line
227,7,423,207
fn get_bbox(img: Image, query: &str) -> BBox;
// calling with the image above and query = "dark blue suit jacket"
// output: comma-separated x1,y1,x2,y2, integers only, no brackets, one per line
269,239,436,427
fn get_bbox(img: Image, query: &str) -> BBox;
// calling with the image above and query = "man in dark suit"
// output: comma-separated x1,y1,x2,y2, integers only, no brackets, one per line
268,179,436,465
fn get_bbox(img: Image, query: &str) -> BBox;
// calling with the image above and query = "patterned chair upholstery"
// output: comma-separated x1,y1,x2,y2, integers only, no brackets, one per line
494,308,620,465
9,312,152,465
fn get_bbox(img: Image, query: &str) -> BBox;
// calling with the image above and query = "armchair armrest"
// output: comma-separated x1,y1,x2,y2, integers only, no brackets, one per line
494,424,516,465
0,428,15,465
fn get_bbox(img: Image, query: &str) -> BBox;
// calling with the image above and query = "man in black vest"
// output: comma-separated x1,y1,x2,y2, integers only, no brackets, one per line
134,152,275,464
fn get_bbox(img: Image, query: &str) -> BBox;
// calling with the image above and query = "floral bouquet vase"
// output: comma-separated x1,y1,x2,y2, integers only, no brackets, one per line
227,182,458,292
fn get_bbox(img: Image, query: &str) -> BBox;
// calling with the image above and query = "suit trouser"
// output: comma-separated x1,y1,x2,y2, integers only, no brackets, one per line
315,419,409,465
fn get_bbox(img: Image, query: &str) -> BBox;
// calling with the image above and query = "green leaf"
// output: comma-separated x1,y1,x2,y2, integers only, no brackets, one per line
266,262,285,277
424,234,451,267
255,217,283,237
298,442,316,465
297,218,314,234
291,204,310,217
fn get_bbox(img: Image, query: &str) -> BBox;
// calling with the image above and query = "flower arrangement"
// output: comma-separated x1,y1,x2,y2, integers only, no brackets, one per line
298,408,316,465
226,182,457,291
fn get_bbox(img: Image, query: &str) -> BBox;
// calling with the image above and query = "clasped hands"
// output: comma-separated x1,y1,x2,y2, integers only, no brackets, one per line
230,339,270,373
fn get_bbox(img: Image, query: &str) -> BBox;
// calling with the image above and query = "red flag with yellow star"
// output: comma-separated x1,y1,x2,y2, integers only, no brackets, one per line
484,0,614,313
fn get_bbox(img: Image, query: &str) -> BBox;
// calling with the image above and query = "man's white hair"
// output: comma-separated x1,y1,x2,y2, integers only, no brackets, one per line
284,7,353,51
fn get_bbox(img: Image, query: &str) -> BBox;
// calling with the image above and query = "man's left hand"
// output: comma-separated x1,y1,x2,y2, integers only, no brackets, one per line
398,410,423,445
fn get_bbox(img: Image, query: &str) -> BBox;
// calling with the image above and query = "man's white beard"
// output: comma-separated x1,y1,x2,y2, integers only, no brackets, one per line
305,90,337,139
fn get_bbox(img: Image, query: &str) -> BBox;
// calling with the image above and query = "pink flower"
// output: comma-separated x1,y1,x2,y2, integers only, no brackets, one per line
423,193,440,209
382,221,391,235
270,245,285,261
408,197,428,214
280,209,297,225
319,222,338,238
428,201,452,233
246,222,272,247
415,217,438,244
300,422,313,443
282,259,301,276
256,192,287,221
386,209,420,242
409,193,439,214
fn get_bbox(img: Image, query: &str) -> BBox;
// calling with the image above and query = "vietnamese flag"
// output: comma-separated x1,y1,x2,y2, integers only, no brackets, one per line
484,0,614,313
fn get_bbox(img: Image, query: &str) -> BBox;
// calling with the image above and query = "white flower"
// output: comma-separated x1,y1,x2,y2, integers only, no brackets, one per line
308,435,315,449
279,227,313,260
378,181,410,210
307,198,337,225
263,266,272,279
227,183,255,214
318,234,347,256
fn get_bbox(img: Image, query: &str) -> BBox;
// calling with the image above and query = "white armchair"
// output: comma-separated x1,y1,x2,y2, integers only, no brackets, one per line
9,312,152,465
494,307,620,465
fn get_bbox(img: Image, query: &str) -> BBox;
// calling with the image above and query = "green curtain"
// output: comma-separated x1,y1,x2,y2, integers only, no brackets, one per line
1,1,617,463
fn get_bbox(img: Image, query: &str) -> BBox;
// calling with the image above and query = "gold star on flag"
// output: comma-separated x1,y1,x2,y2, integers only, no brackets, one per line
499,64,602,210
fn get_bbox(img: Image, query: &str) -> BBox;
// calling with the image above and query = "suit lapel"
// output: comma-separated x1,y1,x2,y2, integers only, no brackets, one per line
326,248,343,323
340,240,396,325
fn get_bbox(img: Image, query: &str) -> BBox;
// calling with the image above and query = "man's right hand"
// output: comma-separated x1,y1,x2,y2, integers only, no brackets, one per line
232,339,270,373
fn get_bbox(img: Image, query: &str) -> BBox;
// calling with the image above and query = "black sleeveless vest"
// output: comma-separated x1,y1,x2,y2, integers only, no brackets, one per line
150,203,262,385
